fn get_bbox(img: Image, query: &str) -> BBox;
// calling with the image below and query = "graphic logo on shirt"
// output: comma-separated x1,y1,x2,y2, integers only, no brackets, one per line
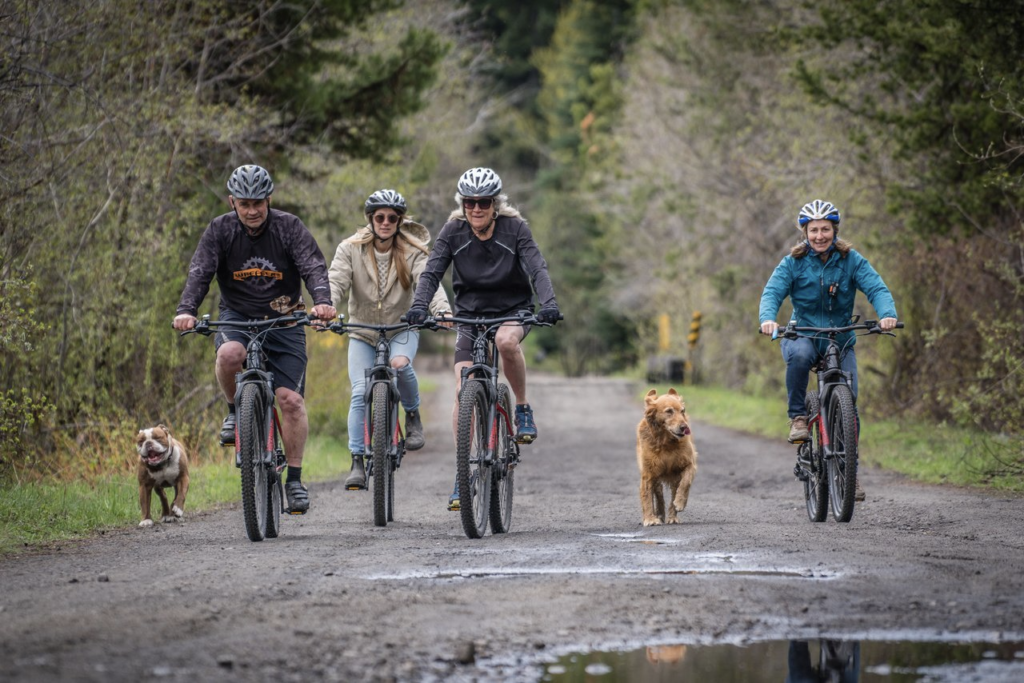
233,257,282,291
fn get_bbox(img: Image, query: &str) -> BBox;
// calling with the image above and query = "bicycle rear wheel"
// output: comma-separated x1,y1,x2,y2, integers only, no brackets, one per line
265,425,284,539
238,383,269,542
370,382,392,527
489,384,516,533
803,390,828,523
456,381,490,538
826,384,859,522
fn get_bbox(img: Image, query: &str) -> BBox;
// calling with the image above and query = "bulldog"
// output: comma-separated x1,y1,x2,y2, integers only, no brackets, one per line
135,425,190,527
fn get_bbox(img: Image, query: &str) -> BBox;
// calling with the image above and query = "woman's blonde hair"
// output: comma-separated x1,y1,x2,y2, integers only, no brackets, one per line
447,193,525,223
345,219,429,291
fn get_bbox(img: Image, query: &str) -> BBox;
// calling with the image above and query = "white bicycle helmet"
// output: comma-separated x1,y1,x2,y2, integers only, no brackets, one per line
797,199,841,228
364,189,407,215
457,167,502,198
227,165,274,199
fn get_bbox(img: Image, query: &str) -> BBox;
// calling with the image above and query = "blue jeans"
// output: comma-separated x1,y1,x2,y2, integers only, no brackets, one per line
781,337,858,419
347,331,421,454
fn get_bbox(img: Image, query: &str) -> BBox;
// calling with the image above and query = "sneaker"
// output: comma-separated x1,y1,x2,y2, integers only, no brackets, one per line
285,481,310,515
345,453,366,490
788,415,809,443
405,409,424,451
855,482,866,502
447,480,460,511
514,404,538,444
220,412,236,446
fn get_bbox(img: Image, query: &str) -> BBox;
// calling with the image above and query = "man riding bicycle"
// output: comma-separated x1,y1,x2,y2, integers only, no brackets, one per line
173,164,336,514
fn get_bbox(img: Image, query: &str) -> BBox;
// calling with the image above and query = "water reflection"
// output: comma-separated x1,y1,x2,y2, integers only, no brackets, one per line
786,640,859,683
541,638,1024,682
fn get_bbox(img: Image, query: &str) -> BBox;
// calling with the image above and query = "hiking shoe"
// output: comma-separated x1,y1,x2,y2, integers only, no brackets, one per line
447,480,460,511
515,404,538,444
405,409,424,451
220,412,236,446
855,482,866,502
285,481,310,515
345,453,366,490
788,415,809,443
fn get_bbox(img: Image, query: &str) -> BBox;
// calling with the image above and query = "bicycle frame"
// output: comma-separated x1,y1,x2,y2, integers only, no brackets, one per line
181,311,310,539
774,318,903,523
325,318,415,525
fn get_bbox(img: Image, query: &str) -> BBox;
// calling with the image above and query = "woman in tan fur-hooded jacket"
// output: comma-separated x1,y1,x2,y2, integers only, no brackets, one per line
327,189,450,490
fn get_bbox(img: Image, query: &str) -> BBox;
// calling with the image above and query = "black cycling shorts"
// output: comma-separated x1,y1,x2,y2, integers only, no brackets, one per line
453,312,532,365
214,308,308,395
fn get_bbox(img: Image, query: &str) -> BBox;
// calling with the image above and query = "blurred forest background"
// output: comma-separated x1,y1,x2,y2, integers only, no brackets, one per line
2,0,1022,479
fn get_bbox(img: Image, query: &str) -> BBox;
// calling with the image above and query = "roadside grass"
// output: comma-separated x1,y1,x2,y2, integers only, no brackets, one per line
0,333,449,555
662,384,1024,493
0,434,350,554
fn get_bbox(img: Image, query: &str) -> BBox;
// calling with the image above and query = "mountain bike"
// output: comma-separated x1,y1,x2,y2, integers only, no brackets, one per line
422,310,560,539
181,311,312,541
324,317,415,527
772,318,902,523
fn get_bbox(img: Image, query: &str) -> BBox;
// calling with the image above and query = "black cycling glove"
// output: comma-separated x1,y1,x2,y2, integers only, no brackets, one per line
537,307,561,325
405,307,428,326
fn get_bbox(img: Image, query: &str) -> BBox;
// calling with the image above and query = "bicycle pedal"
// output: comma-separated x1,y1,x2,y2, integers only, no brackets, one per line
345,485,366,491
516,435,535,444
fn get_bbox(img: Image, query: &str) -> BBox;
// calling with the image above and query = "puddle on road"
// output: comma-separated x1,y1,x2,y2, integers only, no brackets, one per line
365,549,837,581
539,638,1024,682
365,564,836,581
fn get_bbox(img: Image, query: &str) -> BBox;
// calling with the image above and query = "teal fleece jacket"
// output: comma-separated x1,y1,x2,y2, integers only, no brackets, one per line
758,247,897,351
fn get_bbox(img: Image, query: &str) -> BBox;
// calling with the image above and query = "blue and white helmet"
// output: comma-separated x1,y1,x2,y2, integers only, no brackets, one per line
364,189,407,215
457,167,502,198
227,165,274,199
797,199,841,228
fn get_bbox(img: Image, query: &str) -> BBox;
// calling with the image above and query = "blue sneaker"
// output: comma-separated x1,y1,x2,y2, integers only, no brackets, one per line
447,479,460,511
515,404,537,444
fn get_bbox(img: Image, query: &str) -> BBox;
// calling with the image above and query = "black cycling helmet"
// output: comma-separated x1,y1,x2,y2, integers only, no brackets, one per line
227,165,274,200
364,189,407,216
457,167,502,198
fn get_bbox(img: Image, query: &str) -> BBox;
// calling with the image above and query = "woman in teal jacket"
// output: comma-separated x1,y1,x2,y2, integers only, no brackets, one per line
759,200,898,450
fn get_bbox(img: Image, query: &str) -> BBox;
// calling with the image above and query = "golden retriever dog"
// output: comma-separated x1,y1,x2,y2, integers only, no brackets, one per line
637,388,697,526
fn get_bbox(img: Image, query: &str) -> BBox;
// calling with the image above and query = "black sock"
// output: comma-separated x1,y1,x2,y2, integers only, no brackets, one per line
287,466,302,484
227,403,235,414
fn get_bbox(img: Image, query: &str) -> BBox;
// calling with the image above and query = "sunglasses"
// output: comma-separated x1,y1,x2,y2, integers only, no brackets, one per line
373,214,400,225
462,198,494,210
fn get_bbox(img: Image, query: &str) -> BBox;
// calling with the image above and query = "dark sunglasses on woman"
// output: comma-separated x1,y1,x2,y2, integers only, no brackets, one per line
374,214,400,225
463,198,494,210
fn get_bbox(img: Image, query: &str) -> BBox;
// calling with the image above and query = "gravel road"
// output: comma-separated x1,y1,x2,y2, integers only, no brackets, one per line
1,367,1022,682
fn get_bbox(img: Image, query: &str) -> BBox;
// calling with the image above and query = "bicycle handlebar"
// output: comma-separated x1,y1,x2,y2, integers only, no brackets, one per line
759,320,904,340
323,318,412,336
412,310,562,330
178,311,314,337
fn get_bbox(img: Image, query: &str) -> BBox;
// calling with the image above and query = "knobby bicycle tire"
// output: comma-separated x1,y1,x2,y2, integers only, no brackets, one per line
238,383,269,542
456,381,490,538
371,382,391,527
264,422,284,539
804,390,828,523
489,384,515,534
827,385,859,523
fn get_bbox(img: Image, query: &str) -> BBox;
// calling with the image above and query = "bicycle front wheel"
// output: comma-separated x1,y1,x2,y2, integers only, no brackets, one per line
803,390,828,523
456,381,490,538
370,382,392,527
489,384,516,534
826,384,859,523
238,383,269,542
265,426,284,539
